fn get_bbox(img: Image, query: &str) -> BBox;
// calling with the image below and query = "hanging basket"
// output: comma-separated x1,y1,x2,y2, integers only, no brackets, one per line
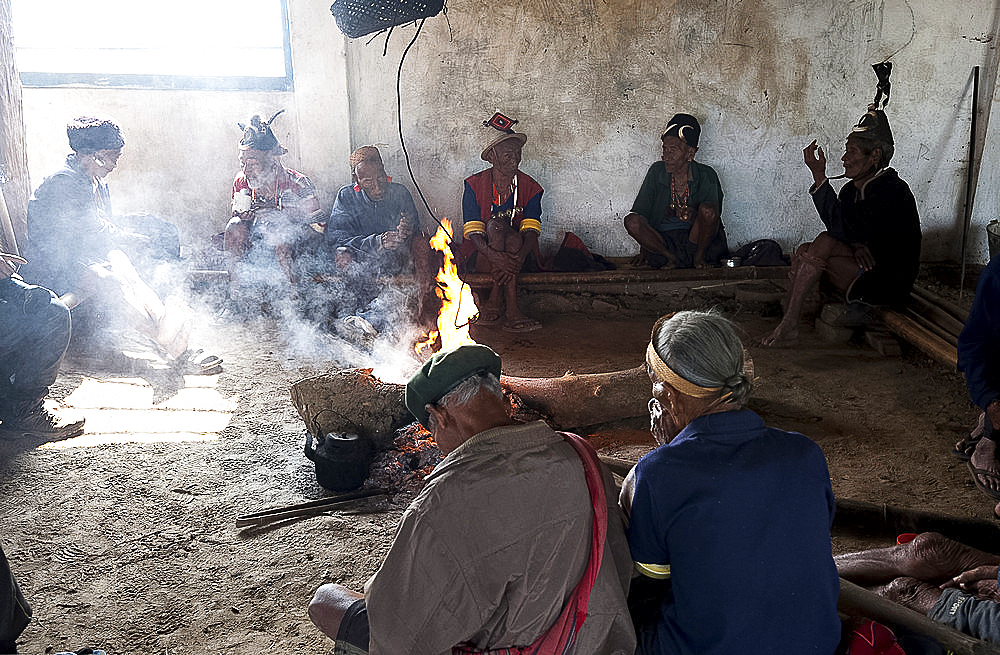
330,0,444,39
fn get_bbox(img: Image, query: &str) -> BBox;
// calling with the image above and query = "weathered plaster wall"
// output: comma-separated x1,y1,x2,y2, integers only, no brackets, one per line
16,0,1000,264
347,0,999,262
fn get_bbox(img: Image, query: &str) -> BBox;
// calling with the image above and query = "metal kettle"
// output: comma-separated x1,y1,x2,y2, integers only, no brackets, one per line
304,430,371,492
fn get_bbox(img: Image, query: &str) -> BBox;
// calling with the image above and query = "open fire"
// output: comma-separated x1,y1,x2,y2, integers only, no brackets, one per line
415,218,479,356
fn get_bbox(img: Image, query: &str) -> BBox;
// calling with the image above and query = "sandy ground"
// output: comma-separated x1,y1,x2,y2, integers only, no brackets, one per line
0,275,991,654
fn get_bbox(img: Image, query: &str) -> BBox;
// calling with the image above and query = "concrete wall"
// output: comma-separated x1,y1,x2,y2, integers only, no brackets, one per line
18,0,1000,263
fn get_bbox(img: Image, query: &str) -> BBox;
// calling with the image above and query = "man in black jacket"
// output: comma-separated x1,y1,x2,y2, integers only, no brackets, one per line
763,106,921,346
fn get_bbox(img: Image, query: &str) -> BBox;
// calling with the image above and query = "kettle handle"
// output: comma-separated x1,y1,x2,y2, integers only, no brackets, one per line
304,431,316,462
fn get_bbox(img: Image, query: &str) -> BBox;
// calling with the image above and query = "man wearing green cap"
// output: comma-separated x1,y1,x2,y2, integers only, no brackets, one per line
763,105,922,346
308,344,635,655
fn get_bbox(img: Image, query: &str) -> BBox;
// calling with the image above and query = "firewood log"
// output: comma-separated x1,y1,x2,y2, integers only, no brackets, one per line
500,366,650,431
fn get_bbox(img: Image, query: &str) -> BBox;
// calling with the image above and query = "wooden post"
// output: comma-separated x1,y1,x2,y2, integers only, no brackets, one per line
0,0,30,249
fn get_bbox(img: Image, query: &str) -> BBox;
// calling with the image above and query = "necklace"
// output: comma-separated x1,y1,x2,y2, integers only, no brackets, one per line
670,173,691,222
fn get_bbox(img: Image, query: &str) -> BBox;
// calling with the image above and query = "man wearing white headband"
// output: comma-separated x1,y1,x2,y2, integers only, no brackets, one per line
624,113,729,269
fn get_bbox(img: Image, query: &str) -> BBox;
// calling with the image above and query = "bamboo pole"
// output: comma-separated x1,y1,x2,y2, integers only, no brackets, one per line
839,578,1000,655
879,309,958,370
235,487,389,527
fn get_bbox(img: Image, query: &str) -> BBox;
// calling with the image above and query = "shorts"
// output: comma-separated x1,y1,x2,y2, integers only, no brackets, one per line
333,598,370,655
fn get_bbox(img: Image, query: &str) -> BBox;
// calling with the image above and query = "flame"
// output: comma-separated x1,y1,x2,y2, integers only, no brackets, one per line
415,219,478,357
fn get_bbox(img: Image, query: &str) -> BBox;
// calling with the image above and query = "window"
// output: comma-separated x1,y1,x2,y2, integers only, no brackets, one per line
12,0,293,90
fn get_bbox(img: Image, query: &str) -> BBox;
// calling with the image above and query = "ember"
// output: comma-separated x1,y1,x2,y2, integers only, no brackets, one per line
365,422,443,495
415,218,478,356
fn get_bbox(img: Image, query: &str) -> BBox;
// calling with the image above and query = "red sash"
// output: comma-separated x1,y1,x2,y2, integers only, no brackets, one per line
452,432,608,655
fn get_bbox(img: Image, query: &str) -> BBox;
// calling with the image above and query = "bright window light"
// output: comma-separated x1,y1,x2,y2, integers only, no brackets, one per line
12,0,292,90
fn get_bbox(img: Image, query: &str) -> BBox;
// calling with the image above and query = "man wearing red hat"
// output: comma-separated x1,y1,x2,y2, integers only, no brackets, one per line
455,114,544,333
624,113,729,270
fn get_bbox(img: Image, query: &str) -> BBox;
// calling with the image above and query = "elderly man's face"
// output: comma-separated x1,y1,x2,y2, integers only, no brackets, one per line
354,160,388,201
487,139,522,178
661,135,695,173
842,135,880,180
240,149,280,190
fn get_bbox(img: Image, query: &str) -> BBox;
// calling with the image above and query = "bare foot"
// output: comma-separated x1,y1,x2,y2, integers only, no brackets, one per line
970,438,1000,495
875,577,942,615
761,322,798,347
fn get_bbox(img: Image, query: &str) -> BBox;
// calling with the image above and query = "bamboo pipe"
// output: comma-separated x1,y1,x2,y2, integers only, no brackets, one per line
0,185,18,256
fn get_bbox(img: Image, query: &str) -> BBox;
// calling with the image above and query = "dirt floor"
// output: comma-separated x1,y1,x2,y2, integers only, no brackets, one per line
0,268,992,654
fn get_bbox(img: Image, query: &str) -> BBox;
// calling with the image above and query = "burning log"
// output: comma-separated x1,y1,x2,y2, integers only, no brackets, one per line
501,366,650,431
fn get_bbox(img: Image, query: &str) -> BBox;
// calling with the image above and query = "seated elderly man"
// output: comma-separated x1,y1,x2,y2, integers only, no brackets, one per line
326,146,420,276
308,344,635,654
223,110,324,313
21,116,201,367
763,105,921,346
0,250,84,438
623,113,728,270
455,114,544,333
957,254,1000,518
837,532,1000,644
621,310,841,654
321,146,437,334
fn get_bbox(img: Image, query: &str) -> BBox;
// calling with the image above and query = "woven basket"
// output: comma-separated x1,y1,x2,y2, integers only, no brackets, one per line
330,0,444,38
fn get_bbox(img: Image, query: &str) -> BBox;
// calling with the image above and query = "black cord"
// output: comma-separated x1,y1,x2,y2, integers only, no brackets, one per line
396,19,452,241
394,18,478,331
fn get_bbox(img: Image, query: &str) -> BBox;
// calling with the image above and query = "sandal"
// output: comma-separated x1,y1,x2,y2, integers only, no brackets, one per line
503,317,542,333
473,308,502,327
953,412,986,461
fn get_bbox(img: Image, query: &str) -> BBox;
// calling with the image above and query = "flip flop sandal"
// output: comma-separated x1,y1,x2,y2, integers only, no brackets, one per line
953,413,987,460
503,318,542,334
967,460,1000,501
473,309,502,326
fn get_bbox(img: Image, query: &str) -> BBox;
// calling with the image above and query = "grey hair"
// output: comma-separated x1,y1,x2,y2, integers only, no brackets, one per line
425,373,504,431
651,310,753,407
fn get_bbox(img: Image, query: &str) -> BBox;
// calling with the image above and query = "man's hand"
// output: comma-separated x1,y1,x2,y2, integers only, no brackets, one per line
487,248,519,284
942,565,1000,600
649,397,680,446
397,212,415,240
852,243,875,271
0,257,16,280
803,140,828,186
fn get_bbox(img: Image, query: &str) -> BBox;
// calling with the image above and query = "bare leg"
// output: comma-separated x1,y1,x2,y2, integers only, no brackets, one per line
308,583,364,640
836,532,1000,587
273,243,298,286
224,217,251,298
762,232,856,346
875,577,943,615
624,213,677,268
689,206,720,269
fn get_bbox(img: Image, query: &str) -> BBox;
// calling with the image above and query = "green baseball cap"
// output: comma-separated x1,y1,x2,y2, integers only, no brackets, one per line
406,344,502,426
